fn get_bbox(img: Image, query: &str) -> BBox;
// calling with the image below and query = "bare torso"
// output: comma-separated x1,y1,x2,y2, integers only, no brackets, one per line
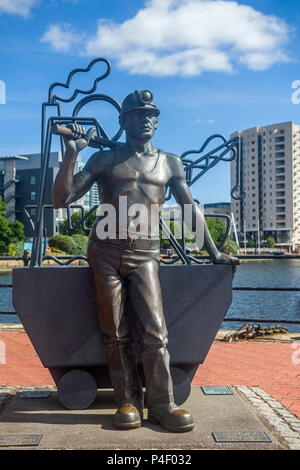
89,145,177,241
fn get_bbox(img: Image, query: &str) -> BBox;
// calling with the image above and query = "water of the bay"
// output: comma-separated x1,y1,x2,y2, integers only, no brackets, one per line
222,259,300,333
1,259,300,332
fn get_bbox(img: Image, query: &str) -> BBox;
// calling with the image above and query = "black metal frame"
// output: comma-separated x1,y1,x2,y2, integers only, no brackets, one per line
29,57,244,267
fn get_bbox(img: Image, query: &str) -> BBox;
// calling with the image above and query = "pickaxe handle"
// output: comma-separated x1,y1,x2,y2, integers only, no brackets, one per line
51,124,117,148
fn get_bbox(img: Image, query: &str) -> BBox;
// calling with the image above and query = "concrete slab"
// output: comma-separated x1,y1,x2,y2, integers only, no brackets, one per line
0,386,287,450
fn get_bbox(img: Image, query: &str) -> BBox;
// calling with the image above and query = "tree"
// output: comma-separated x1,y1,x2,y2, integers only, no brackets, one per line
59,210,97,236
0,197,25,255
205,217,226,247
0,197,6,216
0,215,12,255
9,220,25,242
266,236,275,248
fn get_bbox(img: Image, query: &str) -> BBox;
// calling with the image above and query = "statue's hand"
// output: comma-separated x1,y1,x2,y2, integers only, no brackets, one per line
63,123,96,153
214,253,240,265
213,252,241,279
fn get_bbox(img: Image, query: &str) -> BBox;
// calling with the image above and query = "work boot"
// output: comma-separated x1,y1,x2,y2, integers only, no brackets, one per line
113,403,143,430
148,403,194,433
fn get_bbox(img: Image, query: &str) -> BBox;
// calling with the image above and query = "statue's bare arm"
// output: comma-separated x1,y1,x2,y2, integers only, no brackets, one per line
167,154,240,266
52,125,111,208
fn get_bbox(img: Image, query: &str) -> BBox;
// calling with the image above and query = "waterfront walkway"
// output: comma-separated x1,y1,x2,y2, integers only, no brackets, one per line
0,329,299,420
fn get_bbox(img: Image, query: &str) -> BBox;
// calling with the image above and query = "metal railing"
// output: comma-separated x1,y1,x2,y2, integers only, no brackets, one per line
1,282,300,325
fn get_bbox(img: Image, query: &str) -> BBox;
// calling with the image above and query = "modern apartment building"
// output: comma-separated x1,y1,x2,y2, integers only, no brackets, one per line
0,152,62,238
231,121,300,251
0,151,86,238
77,161,100,212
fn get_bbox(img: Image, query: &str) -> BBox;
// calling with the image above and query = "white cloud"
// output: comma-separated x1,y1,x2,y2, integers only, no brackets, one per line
194,117,215,124
0,0,37,17
240,51,289,71
41,0,291,76
40,24,82,53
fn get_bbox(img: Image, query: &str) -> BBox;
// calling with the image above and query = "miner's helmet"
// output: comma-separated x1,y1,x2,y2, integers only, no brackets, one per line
120,90,160,119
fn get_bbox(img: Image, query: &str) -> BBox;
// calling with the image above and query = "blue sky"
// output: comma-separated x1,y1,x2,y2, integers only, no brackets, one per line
0,0,300,204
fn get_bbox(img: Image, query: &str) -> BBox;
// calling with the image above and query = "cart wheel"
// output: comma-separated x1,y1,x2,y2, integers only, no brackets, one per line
171,366,191,405
58,369,97,410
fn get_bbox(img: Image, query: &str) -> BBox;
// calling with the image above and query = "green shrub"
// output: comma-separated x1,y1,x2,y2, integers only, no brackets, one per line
71,234,88,255
12,240,24,257
222,239,239,255
48,234,74,254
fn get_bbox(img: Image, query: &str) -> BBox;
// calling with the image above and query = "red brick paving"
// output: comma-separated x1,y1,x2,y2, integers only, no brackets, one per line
0,330,299,418
193,341,300,418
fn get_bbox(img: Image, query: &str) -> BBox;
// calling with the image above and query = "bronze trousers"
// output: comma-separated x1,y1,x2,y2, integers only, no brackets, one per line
88,238,174,409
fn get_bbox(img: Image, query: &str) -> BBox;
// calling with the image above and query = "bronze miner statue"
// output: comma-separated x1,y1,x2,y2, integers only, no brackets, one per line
52,90,240,432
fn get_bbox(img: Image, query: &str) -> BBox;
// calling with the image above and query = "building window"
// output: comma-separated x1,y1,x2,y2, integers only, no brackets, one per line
31,192,36,201
30,176,36,185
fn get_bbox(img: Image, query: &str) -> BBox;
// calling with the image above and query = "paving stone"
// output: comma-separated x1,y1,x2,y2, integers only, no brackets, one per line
235,386,300,450
0,386,283,450
1,330,300,420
